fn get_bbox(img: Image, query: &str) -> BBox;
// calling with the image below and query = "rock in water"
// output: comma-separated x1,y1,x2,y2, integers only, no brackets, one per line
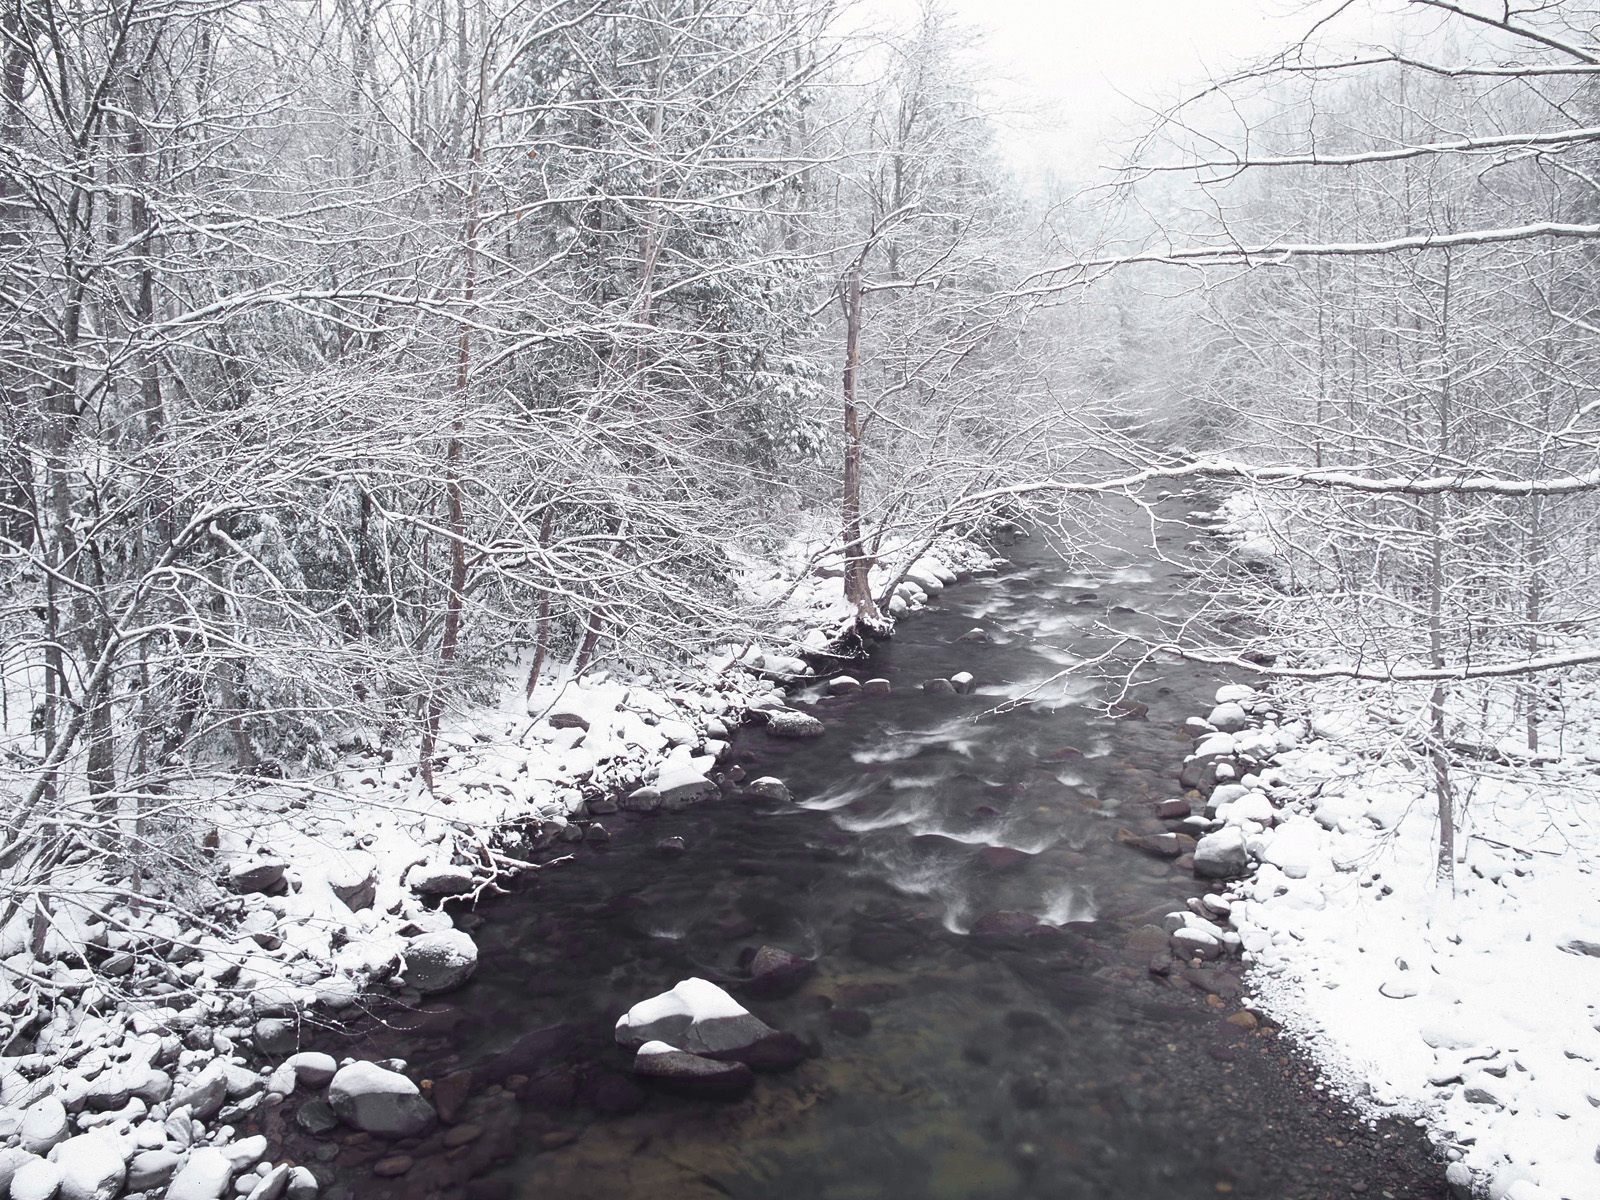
632,1042,755,1099
285,1051,338,1089
50,1131,125,1200
327,1061,436,1138
1207,701,1249,732
165,1147,234,1200
399,929,478,995
762,709,824,739
742,777,792,802
969,911,1041,939
615,978,805,1070
1193,827,1251,880
742,946,814,999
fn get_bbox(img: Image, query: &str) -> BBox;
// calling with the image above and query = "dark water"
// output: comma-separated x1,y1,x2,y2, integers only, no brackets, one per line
313,496,1444,1200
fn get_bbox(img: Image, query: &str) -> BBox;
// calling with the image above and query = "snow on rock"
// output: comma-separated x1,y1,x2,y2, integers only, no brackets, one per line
18,1096,68,1154
1193,826,1250,880
50,1130,125,1200
165,1147,236,1200
742,777,791,802
327,1061,436,1138
10,1157,61,1200
760,709,824,739
284,1052,337,1089
398,929,478,995
615,978,804,1070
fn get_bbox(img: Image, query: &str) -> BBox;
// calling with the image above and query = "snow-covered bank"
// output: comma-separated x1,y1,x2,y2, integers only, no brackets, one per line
0,528,993,1199
1171,487,1600,1200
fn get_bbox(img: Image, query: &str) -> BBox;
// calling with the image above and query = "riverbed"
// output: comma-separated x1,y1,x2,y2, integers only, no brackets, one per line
303,494,1446,1200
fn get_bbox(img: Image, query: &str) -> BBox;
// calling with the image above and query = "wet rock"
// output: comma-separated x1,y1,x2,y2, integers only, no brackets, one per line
827,676,861,696
861,678,892,696
950,671,975,694
957,628,989,643
742,777,791,802
826,1009,872,1037
970,911,1042,940
296,1098,340,1135
1172,927,1224,961
654,836,687,858
228,858,288,895
442,1124,483,1148
581,1072,647,1115
615,978,805,1070
742,946,815,1000
1115,829,1194,860
621,786,662,812
372,1157,413,1179
399,929,478,995
1193,827,1250,880
978,846,1032,872
762,709,825,739
849,925,918,965
922,678,956,694
1157,798,1192,820
586,797,618,816
327,1062,437,1138
51,1131,124,1200
585,823,611,843
631,1042,754,1099
431,1069,473,1124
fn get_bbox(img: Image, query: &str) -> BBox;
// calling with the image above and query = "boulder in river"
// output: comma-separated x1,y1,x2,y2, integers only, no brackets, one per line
957,627,989,643
827,676,861,697
1193,826,1251,880
742,777,791,802
631,1042,754,1099
969,911,1042,940
741,946,815,999
615,978,805,1070
327,1061,437,1138
399,929,478,995
761,709,825,739
861,678,892,696
922,678,956,694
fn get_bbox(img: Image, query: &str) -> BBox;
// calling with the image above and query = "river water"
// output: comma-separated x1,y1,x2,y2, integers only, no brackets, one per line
316,494,1445,1200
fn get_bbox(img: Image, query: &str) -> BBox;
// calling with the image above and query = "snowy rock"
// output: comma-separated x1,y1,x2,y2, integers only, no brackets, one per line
950,671,975,694
761,708,824,739
165,1147,235,1200
253,1018,298,1057
221,1136,267,1171
742,777,791,802
406,863,474,898
227,858,288,895
284,1052,337,1089
861,678,892,696
327,849,378,912
245,1164,291,1200
10,1157,61,1200
399,929,478,996
126,1149,181,1192
631,1042,754,1099
1193,826,1251,880
1215,684,1256,704
0,1148,38,1193
652,761,715,808
50,1131,125,1200
1207,702,1249,733
615,978,804,1070
19,1096,69,1154
171,1059,229,1121
327,1062,436,1138
826,676,860,696
285,1166,319,1200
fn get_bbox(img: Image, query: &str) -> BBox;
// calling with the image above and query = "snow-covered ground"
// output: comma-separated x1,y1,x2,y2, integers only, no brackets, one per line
1185,495,1600,1200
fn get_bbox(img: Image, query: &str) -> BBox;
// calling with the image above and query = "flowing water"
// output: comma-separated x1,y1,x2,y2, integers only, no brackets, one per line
312,495,1445,1200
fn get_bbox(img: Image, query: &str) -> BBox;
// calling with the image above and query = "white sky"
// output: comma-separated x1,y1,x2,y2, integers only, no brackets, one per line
868,0,1327,183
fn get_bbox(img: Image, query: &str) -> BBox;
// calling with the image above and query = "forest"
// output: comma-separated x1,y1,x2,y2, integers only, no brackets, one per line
0,1,1597,1199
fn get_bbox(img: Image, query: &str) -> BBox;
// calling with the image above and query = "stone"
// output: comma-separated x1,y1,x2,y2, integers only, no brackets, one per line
631,1043,754,1100
653,762,715,808
1157,798,1192,820
861,678,892,696
245,1165,291,1200
285,1167,319,1200
742,777,791,802
50,1131,125,1200
922,677,956,694
294,1098,339,1135
431,1069,473,1124
171,1060,229,1122
19,1096,69,1154
285,1052,338,1089
742,946,814,1000
399,929,478,995
328,849,379,912
762,708,824,739
127,1150,181,1192
826,676,860,696
165,1147,234,1200
372,1157,413,1178
1115,829,1192,859
253,1018,298,1057
1193,827,1251,880
615,978,805,1070
547,709,589,732
957,627,989,643
0,1149,39,1194
407,864,474,898
654,836,687,858
950,671,975,694
326,1062,436,1138
10,1157,61,1200
1207,702,1250,732
978,846,1031,872
827,1009,872,1037
442,1124,482,1148
227,859,288,895
969,911,1041,939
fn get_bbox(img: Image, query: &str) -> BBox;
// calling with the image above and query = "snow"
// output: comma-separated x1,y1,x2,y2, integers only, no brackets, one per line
616,978,749,1039
1203,677,1600,1200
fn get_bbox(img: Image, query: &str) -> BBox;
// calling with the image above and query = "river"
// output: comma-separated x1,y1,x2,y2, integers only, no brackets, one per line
307,493,1446,1200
